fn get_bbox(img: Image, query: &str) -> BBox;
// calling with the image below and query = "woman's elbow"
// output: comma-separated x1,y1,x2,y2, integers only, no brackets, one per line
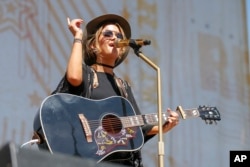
67,75,82,86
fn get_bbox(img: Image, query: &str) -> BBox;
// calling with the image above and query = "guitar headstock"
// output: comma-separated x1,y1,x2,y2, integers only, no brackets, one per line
176,105,221,124
197,106,221,124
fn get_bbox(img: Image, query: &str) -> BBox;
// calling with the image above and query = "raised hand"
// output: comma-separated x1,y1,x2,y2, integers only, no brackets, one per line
67,17,84,37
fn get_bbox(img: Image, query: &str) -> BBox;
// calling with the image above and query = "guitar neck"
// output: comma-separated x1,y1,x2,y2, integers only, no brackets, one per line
120,107,202,128
120,112,170,128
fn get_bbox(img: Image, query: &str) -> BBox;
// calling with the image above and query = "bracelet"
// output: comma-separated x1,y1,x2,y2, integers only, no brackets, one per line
73,38,83,44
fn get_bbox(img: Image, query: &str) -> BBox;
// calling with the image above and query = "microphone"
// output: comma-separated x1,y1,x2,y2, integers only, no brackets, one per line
115,39,151,48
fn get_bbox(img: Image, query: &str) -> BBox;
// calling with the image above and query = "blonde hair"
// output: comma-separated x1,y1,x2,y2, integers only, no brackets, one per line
83,23,130,67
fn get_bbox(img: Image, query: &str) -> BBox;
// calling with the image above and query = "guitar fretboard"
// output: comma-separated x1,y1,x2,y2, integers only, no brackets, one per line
120,113,168,128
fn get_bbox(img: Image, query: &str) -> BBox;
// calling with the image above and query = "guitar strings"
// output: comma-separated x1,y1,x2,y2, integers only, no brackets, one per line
80,113,167,132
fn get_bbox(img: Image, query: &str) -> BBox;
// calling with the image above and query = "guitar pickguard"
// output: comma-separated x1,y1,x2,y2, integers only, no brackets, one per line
94,126,136,156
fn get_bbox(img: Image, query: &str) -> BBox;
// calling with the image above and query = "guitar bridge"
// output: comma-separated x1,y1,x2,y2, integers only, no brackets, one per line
78,114,93,143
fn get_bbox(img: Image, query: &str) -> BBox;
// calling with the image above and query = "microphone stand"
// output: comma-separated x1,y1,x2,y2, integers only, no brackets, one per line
129,42,164,167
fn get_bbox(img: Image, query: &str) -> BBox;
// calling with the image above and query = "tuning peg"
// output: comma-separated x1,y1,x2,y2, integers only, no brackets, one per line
204,119,214,124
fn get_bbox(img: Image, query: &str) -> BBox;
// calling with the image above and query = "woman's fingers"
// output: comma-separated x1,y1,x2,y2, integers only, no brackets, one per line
66,18,84,36
67,17,71,26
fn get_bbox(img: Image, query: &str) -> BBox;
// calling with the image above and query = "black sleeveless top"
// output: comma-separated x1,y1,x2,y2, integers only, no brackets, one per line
90,72,121,99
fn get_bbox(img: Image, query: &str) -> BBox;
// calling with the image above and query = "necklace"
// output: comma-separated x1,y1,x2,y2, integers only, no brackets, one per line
95,62,114,69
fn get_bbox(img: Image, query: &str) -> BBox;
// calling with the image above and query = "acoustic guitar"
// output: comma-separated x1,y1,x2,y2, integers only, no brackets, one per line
36,93,221,163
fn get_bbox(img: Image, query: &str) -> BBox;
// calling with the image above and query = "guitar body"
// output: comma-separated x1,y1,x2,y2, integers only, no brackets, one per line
35,93,144,163
33,93,221,163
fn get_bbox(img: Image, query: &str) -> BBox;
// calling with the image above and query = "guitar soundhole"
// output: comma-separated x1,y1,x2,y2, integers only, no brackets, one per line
102,114,122,134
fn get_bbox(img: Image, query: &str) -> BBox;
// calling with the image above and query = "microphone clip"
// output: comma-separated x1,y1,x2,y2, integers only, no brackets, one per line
127,40,141,56
129,39,151,48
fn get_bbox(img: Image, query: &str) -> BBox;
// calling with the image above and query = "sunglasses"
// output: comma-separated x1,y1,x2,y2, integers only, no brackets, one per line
102,30,123,39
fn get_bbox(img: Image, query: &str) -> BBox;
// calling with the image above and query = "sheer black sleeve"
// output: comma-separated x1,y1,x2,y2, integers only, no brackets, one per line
51,64,91,97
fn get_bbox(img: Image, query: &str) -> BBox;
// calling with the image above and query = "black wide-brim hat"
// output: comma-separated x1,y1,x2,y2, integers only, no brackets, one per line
86,14,131,39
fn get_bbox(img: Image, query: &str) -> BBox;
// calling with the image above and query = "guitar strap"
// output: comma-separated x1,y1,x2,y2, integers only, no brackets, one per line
114,76,128,98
